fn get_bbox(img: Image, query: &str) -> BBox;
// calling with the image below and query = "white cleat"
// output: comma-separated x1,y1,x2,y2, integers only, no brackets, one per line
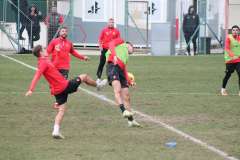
52,132,65,139
122,110,134,118
220,88,228,96
96,79,107,90
96,78,101,84
128,120,141,127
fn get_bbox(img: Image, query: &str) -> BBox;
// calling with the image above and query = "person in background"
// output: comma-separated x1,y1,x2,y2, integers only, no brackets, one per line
183,5,199,56
221,25,240,96
26,5,42,48
45,6,64,44
96,18,121,83
47,27,89,79
10,0,29,40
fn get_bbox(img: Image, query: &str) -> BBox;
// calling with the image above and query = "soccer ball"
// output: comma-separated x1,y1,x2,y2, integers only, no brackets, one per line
128,72,135,83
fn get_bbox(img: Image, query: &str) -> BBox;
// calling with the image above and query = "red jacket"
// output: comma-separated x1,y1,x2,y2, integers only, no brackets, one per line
47,37,86,70
28,56,69,95
99,27,120,49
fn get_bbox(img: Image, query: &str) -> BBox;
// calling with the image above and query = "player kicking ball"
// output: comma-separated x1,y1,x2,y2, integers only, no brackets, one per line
25,45,107,139
106,39,141,127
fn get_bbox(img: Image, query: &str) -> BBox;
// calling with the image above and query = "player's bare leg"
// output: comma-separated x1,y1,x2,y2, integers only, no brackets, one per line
52,104,66,139
112,80,133,118
121,88,131,110
79,74,107,89
121,88,141,127
112,80,123,105
52,74,106,110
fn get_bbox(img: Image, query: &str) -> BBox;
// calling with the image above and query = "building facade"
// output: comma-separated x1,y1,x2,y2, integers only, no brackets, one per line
0,0,238,51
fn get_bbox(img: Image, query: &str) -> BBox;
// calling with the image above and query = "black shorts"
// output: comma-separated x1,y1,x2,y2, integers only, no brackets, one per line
54,77,81,105
58,69,69,79
106,63,128,88
225,63,240,74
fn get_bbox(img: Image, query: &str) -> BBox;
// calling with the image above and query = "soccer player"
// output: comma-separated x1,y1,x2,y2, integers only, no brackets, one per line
25,45,107,139
106,40,141,127
47,26,89,79
221,25,240,96
96,18,121,82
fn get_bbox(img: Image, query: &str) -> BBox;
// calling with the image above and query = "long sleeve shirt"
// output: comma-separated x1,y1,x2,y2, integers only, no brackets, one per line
47,37,86,70
183,14,199,33
98,27,120,49
28,56,69,95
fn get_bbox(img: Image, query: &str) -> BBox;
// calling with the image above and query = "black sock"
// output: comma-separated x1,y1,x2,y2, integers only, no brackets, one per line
119,104,125,113
128,116,134,121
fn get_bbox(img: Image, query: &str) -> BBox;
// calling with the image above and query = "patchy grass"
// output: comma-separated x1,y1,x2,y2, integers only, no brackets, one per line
0,53,239,160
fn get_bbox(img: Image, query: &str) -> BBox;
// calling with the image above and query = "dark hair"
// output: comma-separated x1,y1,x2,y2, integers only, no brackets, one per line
32,45,42,57
60,26,68,31
188,5,195,14
126,41,133,47
29,5,38,14
232,25,240,30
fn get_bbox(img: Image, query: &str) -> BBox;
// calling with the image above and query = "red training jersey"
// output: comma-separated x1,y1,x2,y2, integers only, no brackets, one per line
28,56,69,95
99,27,120,49
47,37,86,70
225,35,240,63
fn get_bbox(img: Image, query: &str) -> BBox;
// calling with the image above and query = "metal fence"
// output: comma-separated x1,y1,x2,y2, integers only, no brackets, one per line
177,0,225,55
0,0,47,51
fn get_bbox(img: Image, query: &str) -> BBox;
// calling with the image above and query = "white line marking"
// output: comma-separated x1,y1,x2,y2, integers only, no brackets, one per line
0,90,229,97
1,54,37,71
78,88,238,160
77,91,240,96
1,54,238,160
0,91,48,94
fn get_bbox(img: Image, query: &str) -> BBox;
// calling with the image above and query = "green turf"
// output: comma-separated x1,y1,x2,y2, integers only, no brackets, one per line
0,53,239,160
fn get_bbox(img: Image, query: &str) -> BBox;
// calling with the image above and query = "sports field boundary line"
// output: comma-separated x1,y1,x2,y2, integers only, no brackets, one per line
1,54,238,160
2,90,240,96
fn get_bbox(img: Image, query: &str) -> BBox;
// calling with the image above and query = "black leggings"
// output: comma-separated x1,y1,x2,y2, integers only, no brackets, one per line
19,24,26,37
184,32,198,54
96,48,108,79
222,63,240,89
27,26,40,48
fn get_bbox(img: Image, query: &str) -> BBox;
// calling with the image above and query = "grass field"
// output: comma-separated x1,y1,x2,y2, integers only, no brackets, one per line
0,53,240,160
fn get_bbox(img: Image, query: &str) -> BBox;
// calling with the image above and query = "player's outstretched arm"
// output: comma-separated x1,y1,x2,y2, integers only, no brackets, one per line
70,43,89,61
26,69,43,96
25,72,41,96
71,49,89,61
26,61,46,96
